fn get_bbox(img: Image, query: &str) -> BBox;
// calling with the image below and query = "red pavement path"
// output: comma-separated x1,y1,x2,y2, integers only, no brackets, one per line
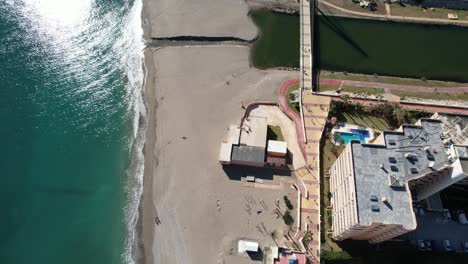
278,79,307,159
321,78,468,93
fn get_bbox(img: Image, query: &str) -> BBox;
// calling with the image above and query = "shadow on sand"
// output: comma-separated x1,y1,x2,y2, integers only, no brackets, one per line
222,164,292,181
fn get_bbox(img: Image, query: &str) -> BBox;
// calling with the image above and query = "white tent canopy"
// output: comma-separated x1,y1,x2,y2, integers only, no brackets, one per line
237,240,259,253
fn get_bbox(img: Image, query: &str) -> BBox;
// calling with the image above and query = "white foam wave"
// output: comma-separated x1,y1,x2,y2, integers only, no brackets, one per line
119,0,146,263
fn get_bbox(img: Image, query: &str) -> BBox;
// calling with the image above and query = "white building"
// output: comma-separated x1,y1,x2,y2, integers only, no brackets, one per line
330,118,468,243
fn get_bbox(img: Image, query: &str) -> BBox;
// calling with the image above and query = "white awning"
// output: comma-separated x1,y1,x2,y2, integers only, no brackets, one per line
238,240,259,253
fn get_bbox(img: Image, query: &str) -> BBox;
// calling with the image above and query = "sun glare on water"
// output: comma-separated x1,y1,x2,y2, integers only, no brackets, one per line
27,0,93,27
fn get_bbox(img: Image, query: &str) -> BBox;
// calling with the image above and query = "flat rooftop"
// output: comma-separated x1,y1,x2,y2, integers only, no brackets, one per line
351,119,449,228
231,145,265,164
240,115,267,148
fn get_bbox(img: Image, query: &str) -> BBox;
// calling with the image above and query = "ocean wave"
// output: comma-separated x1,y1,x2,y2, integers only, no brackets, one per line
120,0,146,263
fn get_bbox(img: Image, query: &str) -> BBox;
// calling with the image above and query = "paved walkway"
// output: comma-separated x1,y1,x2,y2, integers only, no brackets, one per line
299,91,331,262
320,78,468,93
320,0,468,25
279,79,306,158
278,79,330,263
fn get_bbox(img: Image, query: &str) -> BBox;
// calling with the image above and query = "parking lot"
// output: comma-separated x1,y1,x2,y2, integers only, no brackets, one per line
405,210,468,253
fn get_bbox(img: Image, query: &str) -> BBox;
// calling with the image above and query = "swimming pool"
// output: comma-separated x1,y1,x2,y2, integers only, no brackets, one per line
335,130,370,144
350,129,370,138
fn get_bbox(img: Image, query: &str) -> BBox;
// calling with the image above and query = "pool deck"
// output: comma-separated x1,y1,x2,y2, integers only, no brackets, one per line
331,123,374,145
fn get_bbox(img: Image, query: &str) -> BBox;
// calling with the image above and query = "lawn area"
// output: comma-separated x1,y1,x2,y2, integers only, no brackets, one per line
320,71,466,88
267,125,285,141
341,113,389,132
286,83,300,115
319,83,385,95
393,90,468,101
325,0,387,16
390,3,468,21
320,134,346,252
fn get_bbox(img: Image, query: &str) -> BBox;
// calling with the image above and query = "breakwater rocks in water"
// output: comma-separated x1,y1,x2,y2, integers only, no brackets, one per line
147,36,257,48
246,0,300,13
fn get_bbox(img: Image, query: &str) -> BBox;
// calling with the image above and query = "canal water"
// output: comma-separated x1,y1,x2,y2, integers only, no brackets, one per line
251,11,468,82
250,10,300,69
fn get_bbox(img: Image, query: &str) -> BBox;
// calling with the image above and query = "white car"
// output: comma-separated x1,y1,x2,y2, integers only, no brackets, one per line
418,207,425,216
443,240,452,251
457,210,468,224
417,240,425,251
425,241,432,251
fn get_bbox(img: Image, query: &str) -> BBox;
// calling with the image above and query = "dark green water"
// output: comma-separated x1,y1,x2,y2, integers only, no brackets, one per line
251,11,468,82
251,10,300,69
0,1,144,263
317,15,468,82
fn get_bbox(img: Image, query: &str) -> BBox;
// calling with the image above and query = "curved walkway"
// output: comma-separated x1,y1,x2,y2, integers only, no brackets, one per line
278,79,307,159
320,78,468,93
320,0,468,25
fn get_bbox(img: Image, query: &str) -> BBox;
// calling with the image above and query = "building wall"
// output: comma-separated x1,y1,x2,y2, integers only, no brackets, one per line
230,160,265,167
410,162,467,201
330,144,359,241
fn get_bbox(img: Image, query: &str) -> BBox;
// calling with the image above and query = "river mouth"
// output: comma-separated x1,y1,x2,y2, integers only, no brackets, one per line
251,10,468,83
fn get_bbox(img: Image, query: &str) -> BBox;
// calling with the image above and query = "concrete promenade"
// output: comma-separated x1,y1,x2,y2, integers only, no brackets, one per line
278,79,331,263
300,0,313,91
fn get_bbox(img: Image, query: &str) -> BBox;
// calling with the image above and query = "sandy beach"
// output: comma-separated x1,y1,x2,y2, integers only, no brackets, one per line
139,0,299,263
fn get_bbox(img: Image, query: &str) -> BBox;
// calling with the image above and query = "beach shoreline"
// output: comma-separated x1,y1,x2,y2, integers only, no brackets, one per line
136,0,299,263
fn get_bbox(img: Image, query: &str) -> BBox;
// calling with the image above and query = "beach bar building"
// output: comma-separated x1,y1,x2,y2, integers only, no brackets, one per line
219,115,288,168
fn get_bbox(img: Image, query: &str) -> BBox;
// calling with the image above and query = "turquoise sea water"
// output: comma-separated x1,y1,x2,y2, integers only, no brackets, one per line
0,1,144,263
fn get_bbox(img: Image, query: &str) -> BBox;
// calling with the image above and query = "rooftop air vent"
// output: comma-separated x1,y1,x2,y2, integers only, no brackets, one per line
410,168,419,174
389,157,397,163
370,195,378,202
388,173,405,187
371,205,380,212
388,139,396,146
428,161,435,168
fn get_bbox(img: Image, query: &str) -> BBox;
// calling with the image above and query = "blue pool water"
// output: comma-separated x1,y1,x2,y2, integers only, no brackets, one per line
335,129,370,144
350,129,370,138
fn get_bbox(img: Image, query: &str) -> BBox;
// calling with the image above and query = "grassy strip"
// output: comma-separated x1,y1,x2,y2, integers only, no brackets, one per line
320,135,346,252
267,125,285,141
342,113,389,131
319,84,385,95
320,71,466,88
393,90,468,101
390,4,468,20
285,83,300,115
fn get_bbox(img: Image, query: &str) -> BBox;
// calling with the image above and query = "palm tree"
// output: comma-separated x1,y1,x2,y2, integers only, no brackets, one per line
270,230,278,245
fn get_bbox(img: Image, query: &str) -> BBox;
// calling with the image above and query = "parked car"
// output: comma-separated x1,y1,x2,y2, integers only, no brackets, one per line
418,207,425,216
457,210,468,224
443,209,452,219
443,240,452,251
425,241,432,251
463,241,468,253
418,240,426,251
